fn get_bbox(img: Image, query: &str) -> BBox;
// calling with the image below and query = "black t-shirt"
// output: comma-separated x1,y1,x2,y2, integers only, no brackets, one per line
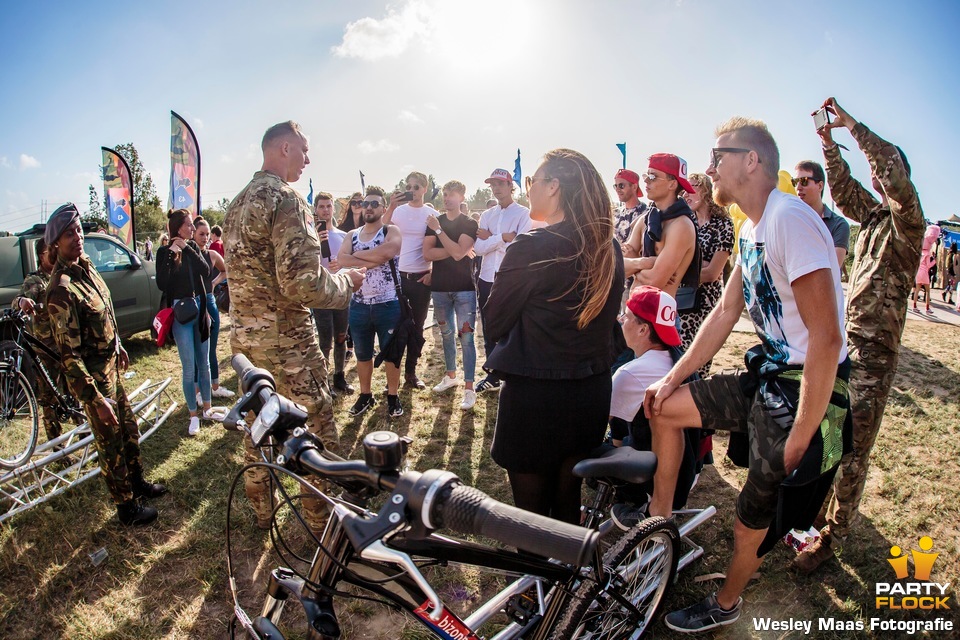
425,213,479,292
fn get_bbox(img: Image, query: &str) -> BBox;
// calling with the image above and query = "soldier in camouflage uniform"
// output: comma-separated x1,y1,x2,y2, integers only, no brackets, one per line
794,98,925,573
224,121,364,532
11,237,62,441
44,204,168,526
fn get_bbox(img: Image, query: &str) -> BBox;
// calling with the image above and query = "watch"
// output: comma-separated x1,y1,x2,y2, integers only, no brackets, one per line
434,228,442,236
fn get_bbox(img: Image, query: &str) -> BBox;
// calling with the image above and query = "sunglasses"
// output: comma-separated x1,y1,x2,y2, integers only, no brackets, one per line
642,172,669,182
524,175,553,190
360,201,382,209
404,184,423,191
710,147,753,168
350,200,363,207
791,176,820,187
613,182,632,190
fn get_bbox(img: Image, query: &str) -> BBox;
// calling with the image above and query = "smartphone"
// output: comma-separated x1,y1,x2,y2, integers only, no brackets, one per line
397,190,414,203
813,107,832,131
318,220,331,259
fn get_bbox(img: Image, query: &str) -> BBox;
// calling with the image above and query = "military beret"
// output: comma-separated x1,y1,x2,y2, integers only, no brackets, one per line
45,203,81,245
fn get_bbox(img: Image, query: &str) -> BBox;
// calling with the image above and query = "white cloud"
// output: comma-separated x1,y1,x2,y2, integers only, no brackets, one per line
357,139,400,154
423,102,439,111
482,124,504,134
0,156,10,169
245,144,258,160
332,1,432,61
193,117,204,129
19,154,40,170
398,109,424,125
220,154,235,164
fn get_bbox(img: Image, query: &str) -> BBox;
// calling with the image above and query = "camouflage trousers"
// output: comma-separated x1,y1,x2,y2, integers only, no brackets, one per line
84,371,143,505
37,353,63,442
822,335,898,544
242,346,339,533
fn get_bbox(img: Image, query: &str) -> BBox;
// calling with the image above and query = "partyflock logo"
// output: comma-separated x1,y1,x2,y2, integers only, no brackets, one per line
876,536,950,610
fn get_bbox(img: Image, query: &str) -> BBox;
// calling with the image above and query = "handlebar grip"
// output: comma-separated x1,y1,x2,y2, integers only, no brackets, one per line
231,353,255,378
437,484,598,566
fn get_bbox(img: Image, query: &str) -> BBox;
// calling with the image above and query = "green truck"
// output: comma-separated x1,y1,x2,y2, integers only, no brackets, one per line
0,224,161,339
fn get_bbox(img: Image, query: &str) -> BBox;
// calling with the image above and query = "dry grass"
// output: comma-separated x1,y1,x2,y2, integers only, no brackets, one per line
0,316,957,639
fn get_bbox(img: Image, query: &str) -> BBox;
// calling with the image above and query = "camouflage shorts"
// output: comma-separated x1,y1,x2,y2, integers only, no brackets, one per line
688,370,788,530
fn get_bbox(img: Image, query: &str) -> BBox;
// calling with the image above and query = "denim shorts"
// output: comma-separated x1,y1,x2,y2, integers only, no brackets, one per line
348,300,401,362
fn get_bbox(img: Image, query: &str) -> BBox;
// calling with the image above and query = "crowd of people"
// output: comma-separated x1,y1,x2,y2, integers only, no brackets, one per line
20,95,927,634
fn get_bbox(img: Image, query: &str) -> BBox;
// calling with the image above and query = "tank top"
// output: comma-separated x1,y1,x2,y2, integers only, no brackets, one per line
351,226,399,305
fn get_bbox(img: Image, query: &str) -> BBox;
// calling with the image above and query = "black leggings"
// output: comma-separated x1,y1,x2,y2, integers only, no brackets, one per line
507,456,584,525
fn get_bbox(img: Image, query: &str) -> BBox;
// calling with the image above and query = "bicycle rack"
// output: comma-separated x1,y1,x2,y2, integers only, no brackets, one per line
0,377,178,524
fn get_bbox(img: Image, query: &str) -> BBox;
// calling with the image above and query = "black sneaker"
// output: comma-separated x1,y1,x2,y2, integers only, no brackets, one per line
610,502,649,531
348,394,375,416
117,500,159,526
664,592,742,633
475,376,502,394
387,394,403,418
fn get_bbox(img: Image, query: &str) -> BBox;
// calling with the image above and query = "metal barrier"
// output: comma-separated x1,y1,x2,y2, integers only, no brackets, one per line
0,377,177,524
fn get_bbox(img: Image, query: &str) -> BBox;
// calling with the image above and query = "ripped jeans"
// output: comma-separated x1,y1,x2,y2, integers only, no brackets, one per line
431,290,477,383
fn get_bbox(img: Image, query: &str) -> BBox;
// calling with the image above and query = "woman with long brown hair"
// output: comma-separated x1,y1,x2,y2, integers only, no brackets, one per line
483,148,625,524
338,192,365,232
682,173,734,377
155,209,218,436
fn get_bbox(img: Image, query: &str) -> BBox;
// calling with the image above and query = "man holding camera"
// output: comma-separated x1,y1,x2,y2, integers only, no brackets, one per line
793,98,925,574
383,171,432,390
311,192,352,396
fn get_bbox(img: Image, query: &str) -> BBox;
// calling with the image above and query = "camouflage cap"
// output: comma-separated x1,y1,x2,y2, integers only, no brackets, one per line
45,203,81,245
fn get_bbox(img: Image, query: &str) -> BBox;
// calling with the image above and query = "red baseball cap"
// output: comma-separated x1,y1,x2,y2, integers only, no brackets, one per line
648,153,695,194
484,168,513,184
625,286,681,347
614,169,643,198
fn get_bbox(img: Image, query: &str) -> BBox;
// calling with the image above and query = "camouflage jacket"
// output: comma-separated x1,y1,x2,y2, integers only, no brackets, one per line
223,171,353,354
14,269,54,345
824,123,924,353
46,255,121,404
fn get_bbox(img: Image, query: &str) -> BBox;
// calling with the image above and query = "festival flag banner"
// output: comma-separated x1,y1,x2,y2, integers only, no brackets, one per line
616,143,627,169
359,170,366,194
307,178,314,205
169,111,201,217
101,147,135,251
513,149,522,189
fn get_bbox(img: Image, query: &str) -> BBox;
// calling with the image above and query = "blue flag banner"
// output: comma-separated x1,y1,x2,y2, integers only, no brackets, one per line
307,178,314,205
513,149,522,188
360,170,366,194
170,111,201,217
101,147,135,251
616,143,627,169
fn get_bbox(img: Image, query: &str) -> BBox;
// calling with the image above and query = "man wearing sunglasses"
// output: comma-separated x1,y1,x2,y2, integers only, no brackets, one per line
383,171,433,389
643,118,848,633
793,98,925,575
793,161,850,270
612,169,648,246
473,168,531,394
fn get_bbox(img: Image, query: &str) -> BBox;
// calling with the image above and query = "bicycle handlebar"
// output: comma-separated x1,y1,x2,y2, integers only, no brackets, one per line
432,483,599,567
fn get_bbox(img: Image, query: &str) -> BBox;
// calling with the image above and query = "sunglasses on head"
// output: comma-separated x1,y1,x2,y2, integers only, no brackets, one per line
791,176,820,187
361,201,382,209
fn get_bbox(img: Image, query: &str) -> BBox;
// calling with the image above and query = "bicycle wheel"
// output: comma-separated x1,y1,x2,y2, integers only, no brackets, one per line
549,516,679,640
0,367,40,469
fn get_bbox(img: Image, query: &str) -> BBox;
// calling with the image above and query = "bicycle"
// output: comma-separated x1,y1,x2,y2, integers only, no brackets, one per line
0,308,85,469
223,354,696,639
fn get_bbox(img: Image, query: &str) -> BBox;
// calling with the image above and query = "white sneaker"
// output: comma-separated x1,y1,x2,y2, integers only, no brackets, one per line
202,407,228,421
460,389,477,411
195,392,202,405
212,386,236,398
432,376,460,393
188,417,200,436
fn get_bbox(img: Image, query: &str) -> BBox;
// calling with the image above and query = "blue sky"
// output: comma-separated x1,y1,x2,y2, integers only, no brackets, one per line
1,0,958,231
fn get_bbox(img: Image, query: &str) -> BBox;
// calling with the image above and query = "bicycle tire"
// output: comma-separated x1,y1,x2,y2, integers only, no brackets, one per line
0,367,39,470
0,340,37,395
548,516,679,640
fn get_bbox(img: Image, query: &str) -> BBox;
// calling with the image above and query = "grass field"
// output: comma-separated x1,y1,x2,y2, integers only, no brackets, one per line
0,315,957,639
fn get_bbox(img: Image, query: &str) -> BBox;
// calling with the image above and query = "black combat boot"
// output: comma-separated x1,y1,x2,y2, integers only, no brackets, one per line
131,471,169,500
117,499,158,526
332,372,354,395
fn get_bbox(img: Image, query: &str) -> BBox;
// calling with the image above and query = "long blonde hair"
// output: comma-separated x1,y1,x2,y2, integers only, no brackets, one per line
540,148,616,329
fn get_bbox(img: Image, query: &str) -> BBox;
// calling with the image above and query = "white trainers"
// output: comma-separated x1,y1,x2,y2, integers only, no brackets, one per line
212,386,236,398
202,407,228,421
188,416,200,436
432,376,460,393
460,389,477,411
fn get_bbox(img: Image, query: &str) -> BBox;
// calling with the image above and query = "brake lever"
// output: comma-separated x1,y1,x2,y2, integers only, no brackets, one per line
359,540,445,621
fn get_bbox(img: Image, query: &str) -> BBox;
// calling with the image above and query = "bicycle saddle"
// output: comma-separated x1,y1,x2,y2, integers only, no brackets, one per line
572,447,658,485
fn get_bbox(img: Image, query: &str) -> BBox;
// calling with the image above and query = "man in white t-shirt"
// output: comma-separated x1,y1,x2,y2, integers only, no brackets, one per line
643,117,847,633
473,168,531,393
384,171,433,389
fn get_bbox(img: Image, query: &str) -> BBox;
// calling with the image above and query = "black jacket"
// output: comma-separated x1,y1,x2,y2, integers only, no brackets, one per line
483,220,625,379
156,241,212,340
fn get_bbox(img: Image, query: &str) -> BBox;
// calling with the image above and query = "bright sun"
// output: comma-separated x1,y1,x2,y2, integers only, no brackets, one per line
429,1,537,73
